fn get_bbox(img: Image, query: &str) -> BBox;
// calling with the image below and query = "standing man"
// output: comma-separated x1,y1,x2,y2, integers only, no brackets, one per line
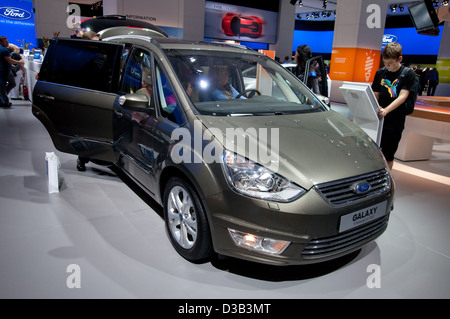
426,67,439,96
372,42,416,170
0,36,25,107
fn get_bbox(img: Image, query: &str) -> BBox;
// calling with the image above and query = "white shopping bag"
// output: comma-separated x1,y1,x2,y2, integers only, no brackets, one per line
45,152,61,193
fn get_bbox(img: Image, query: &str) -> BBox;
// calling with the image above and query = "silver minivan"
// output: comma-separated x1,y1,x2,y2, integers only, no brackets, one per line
33,34,394,266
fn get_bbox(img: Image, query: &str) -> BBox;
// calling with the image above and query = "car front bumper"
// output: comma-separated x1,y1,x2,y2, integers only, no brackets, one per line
205,185,394,266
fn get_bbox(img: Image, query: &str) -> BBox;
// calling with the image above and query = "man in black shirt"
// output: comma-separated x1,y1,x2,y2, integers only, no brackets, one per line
372,42,416,170
0,36,24,107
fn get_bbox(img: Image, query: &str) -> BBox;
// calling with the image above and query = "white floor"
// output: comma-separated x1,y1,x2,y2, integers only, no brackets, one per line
1,100,449,299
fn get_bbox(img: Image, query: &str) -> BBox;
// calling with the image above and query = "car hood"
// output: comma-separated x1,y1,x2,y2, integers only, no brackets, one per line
196,110,386,189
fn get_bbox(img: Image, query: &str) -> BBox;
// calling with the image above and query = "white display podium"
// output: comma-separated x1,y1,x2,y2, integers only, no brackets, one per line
339,82,384,146
24,59,42,103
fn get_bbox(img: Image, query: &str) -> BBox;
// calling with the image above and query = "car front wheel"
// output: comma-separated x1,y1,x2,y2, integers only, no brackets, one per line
163,177,212,262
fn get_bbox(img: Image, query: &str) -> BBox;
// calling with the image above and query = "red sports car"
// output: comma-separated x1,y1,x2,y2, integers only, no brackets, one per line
222,13,262,38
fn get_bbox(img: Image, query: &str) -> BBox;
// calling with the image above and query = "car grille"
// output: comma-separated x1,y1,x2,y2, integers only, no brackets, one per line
301,214,389,259
315,169,391,207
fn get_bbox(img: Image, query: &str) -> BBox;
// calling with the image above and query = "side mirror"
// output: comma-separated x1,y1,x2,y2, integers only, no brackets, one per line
118,94,154,112
316,94,330,107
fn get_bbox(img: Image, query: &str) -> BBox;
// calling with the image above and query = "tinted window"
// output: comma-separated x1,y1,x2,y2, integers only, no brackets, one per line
120,47,152,100
155,65,185,125
40,39,123,92
164,49,327,116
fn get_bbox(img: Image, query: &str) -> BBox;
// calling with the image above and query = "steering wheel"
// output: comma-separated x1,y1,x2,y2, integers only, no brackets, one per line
235,89,262,99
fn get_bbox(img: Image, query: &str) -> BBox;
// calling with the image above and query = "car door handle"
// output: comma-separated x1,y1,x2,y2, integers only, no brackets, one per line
114,109,123,118
37,94,55,100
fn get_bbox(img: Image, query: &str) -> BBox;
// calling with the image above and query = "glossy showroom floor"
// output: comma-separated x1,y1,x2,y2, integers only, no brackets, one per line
1,100,449,299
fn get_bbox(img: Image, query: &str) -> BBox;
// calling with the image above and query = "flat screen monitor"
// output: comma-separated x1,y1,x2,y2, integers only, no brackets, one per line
339,82,384,146
408,0,440,36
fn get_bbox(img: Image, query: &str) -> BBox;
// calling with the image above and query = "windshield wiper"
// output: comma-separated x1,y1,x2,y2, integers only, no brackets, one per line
228,113,253,117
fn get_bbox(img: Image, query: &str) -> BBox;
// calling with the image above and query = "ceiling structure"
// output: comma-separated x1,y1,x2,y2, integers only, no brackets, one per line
291,0,442,20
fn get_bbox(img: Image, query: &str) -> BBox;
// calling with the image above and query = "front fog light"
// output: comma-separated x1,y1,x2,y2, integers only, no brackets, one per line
228,229,290,255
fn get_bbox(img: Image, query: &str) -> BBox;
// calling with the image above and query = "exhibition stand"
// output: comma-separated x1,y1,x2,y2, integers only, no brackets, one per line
24,59,42,103
339,82,384,146
395,98,450,161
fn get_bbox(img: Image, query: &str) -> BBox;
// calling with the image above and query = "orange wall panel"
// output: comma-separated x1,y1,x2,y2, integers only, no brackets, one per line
330,47,381,83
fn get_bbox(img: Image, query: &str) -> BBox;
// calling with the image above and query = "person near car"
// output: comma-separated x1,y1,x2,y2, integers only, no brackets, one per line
414,65,426,96
136,67,153,106
293,44,320,94
82,31,100,41
0,36,24,107
426,67,439,96
209,65,242,100
371,42,416,171
8,44,25,100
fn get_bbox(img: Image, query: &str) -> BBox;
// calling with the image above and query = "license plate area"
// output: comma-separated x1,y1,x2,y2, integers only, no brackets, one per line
339,201,387,233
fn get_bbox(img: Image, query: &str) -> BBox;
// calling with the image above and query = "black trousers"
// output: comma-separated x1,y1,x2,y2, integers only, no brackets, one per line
0,70,16,105
427,81,438,96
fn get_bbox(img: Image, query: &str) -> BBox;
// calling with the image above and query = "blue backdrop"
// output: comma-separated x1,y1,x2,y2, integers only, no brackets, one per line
0,0,36,50
293,26,443,56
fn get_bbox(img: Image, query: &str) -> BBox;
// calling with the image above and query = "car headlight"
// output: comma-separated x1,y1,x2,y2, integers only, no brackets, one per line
221,150,305,202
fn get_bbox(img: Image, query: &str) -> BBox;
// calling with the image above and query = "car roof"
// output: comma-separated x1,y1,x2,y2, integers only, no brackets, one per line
153,37,260,54
81,15,168,37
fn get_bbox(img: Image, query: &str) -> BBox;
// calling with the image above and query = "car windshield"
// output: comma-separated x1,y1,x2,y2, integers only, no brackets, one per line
164,48,327,116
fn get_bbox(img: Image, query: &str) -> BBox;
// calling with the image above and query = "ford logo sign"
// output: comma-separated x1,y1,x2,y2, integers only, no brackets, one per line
351,181,372,195
0,7,32,20
382,34,398,45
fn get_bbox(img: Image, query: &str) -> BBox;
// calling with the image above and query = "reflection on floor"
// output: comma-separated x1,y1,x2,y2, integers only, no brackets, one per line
1,100,449,299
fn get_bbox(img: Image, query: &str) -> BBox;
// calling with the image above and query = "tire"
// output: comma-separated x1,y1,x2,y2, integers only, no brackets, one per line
163,177,212,262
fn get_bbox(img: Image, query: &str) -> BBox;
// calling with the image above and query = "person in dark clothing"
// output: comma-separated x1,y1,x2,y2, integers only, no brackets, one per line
415,65,426,96
426,67,439,96
0,36,24,107
8,44,25,100
294,45,320,94
372,42,416,170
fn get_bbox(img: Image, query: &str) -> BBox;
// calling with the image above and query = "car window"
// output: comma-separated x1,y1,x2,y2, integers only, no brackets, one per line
164,49,327,116
120,47,153,106
155,64,185,125
39,39,123,92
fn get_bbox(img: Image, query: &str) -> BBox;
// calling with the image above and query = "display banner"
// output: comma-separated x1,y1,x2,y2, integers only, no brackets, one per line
330,47,381,83
436,58,450,84
204,1,278,44
0,0,36,50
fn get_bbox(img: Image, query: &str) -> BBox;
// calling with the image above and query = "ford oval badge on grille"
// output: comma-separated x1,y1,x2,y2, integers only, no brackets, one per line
351,180,371,195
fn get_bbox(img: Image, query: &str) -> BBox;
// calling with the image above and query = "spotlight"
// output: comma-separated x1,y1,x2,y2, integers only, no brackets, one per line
299,0,303,7
290,0,297,5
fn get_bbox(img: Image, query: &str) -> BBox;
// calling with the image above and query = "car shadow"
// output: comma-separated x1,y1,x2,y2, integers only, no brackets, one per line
97,163,375,282
209,248,364,282
110,165,164,219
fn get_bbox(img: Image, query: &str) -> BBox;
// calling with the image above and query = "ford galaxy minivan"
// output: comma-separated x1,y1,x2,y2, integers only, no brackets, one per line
32,34,394,266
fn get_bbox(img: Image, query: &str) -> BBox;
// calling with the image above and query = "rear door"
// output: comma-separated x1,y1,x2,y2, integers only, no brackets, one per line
32,38,124,162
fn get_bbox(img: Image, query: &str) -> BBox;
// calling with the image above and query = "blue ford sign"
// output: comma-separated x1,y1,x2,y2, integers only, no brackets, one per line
382,34,398,45
0,7,32,20
351,181,372,195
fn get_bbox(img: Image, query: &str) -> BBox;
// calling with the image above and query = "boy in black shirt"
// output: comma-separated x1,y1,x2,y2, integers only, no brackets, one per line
372,42,416,170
